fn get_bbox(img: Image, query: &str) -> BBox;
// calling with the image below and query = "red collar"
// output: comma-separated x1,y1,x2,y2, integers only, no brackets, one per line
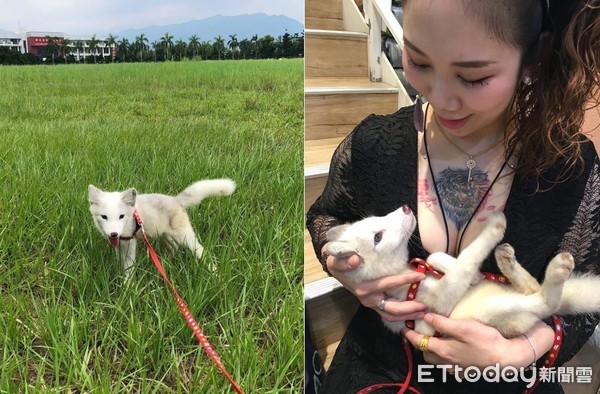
119,212,141,240
409,258,444,279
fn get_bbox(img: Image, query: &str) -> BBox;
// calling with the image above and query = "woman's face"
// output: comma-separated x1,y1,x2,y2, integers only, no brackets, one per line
402,0,523,139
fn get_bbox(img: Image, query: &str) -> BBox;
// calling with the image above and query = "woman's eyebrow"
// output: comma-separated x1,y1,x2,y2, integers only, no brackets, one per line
404,38,426,56
404,37,497,68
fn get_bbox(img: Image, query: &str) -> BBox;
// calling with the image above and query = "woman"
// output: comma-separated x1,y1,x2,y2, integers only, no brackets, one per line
306,0,600,392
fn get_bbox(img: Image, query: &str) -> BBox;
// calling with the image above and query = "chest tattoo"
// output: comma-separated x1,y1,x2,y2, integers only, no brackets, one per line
436,167,492,230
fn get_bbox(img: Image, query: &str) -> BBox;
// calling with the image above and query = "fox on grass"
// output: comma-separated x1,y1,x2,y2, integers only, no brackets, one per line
88,179,235,279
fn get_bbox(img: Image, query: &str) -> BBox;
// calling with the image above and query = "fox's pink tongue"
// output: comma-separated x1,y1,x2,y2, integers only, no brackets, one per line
109,237,119,248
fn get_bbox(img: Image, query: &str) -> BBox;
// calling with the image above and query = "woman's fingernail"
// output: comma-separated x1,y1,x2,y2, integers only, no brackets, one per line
424,314,433,324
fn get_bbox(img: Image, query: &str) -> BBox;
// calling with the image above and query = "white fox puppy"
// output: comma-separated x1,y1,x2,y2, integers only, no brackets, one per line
88,179,236,278
326,206,600,338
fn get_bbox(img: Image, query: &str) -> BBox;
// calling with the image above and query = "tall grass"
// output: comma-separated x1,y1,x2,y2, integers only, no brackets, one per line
0,60,303,392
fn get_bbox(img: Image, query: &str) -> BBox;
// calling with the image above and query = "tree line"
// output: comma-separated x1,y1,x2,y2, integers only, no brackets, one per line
0,31,304,65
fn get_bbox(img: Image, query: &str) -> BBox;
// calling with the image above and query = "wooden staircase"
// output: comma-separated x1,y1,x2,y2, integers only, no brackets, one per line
304,0,411,370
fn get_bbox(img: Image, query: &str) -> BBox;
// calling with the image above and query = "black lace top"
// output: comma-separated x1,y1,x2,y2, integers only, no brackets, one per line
306,105,600,393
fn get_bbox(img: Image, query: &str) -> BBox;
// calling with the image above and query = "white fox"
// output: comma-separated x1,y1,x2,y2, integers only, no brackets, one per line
88,179,235,278
326,206,600,338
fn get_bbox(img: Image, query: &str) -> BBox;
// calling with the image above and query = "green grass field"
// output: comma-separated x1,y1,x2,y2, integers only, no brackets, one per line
0,59,303,392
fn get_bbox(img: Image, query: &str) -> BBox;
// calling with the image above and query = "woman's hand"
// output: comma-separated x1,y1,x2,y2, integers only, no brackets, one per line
323,244,428,322
403,313,554,369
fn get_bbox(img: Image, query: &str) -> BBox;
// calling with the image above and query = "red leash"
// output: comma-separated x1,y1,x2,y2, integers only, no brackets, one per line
133,211,244,394
358,258,562,394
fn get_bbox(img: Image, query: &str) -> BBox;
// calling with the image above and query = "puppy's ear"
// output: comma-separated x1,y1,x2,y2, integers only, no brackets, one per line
121,188,137,206
326,224,351,242
88,185,101,204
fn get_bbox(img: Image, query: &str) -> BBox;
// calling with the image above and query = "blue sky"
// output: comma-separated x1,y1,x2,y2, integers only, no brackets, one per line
0,0,304,35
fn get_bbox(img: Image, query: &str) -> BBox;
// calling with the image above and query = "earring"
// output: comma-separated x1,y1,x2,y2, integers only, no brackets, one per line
523,75,533,86
414,95,425,132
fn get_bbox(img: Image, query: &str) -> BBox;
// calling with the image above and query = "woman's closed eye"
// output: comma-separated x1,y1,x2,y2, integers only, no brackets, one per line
458,75,490,88
407,57,429,71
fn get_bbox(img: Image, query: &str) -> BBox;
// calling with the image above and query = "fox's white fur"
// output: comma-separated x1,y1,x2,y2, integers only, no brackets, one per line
88,179,235,278
326,206,600,338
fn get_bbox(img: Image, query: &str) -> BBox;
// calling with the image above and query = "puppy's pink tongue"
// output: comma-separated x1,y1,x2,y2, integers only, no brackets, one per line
109,237,119,248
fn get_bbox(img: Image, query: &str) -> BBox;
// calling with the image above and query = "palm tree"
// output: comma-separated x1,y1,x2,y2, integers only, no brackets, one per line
89,34,100,63
118,38,130,62
251,34,259,59
175,39,186,60
45,36,59,64
239,39,251,60
75,40,85,63
59,37,71,64
213,35,225,60
188,34,200,59
135,34,148,62
278,30,295,58
227,34,239,60
160,32,174,61
151,40,160,62
200,40,213,60
106,34,118,61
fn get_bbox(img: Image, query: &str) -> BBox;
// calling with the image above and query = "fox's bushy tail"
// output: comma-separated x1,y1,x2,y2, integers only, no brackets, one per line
176,179,236,209
558,274,600,314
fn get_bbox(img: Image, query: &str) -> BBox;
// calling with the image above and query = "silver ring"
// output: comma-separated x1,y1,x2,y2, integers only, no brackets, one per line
379,294,390,311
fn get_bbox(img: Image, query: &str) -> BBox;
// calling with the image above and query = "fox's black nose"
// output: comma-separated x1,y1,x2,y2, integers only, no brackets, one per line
110,232,118,238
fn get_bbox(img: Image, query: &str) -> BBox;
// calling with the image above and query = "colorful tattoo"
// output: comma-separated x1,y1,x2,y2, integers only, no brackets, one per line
418,178,438,209
436,167,492,230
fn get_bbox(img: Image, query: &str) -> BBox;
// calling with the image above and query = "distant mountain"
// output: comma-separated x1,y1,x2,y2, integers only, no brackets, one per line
114,13,303,44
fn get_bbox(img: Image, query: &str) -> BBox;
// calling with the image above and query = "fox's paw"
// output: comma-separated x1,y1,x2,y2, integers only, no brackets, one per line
485,211,507,239
495,243,516,272
545,252,574,284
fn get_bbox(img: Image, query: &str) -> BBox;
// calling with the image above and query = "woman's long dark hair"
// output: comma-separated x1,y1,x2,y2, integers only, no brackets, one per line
507,0,599,183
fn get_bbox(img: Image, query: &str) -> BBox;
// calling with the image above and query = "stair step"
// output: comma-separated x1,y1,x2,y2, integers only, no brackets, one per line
306,89,398,140
305,76,399,95
305,29,368,78
305,229,331,286
304,137,343,211
306,287,360,370
305,172,328,214
305,137,344,169
305,0,343,30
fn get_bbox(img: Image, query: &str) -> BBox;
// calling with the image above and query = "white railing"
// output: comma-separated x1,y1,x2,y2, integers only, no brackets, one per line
362,0,413,107
364,0,404,80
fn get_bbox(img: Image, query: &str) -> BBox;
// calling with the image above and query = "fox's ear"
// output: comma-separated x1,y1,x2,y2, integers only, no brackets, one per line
326,224,351,242
121,188,137,206
88,185,101,204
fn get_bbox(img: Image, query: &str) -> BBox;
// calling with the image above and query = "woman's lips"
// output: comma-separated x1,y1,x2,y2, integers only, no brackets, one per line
436,114,471,130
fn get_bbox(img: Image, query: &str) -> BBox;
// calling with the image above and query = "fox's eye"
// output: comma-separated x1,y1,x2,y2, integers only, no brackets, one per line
101,215,108,220
374,232,383,245
119,214,125,219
